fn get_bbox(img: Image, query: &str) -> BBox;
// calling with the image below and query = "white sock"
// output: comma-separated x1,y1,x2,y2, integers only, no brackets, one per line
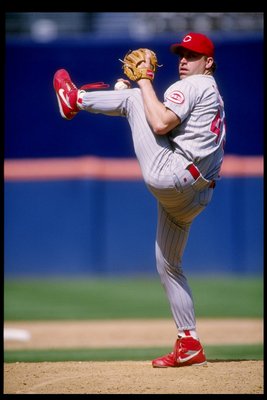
178,329,198,340
77,90,86,109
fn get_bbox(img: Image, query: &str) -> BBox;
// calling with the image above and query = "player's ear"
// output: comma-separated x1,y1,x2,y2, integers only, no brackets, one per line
206,57,214,69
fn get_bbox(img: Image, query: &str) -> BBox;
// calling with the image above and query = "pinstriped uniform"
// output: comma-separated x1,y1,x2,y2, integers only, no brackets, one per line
81,75,226,331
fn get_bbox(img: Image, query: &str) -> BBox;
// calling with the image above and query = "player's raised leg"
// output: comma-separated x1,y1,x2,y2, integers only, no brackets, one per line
53,68,178,200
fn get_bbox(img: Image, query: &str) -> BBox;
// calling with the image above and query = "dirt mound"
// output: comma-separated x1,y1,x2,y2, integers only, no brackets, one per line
4,318,263,394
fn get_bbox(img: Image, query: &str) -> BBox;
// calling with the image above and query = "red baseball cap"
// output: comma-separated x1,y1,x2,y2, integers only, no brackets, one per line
171,32,214,57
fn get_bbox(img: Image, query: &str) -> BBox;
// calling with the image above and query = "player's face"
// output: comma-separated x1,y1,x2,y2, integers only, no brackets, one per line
178,50,210,79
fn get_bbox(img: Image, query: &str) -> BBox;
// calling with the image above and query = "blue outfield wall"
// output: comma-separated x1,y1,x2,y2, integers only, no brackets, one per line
4,177,263,277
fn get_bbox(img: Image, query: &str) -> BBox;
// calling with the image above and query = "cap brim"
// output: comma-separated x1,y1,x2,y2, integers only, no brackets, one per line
170,43,213,57
170,44,183,54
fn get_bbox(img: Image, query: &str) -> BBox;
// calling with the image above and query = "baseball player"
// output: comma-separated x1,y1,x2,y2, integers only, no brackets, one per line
53,32,226,368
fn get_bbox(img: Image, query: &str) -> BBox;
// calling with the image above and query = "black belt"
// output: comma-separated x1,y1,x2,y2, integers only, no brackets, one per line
187,164,216,189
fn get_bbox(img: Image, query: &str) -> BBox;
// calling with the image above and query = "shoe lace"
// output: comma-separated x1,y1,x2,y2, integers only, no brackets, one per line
178,341,187,354
64,79,77,91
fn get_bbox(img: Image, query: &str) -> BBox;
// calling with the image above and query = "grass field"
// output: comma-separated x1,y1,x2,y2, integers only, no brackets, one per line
4,276,263,363
4,344,263,363
4,276,263,320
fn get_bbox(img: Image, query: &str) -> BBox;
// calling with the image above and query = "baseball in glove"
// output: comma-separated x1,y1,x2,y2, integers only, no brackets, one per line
119,48,161,82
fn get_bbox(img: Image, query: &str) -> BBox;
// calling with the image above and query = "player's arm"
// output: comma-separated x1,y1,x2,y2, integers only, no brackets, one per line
137,79,180,135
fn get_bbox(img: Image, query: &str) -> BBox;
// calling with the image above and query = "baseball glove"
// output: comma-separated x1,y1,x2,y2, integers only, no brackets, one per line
120,48,160,81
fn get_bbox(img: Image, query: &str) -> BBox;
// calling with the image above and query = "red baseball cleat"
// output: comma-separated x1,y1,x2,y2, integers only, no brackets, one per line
152,336,207,368
53,69,110,120
53,69,80,120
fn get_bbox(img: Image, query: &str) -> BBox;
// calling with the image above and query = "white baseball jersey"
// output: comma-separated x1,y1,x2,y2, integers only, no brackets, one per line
164,74,226,180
